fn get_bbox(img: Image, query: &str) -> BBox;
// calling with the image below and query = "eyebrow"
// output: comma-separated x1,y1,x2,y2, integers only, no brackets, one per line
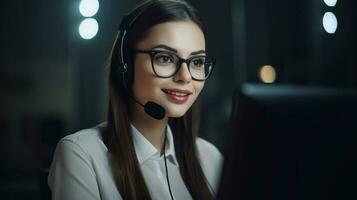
151,44,206,55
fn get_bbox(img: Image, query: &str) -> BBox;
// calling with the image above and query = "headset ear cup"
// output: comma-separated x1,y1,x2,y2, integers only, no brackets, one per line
121,37,132,94
110,62,124,91
112,29,131,94
110,32,124,90
125,50,134,87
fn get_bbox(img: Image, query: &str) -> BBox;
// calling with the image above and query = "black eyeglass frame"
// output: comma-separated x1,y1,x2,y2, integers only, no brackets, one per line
133,49,216,81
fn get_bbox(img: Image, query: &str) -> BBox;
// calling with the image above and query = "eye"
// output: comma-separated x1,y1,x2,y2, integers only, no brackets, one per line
154,52,174,64
191,57,205,67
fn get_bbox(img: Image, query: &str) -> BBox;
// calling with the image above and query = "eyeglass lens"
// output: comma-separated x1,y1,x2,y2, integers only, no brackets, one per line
152,51,213,80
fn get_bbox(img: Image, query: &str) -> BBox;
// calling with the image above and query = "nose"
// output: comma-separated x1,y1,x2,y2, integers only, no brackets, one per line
173,62,192,83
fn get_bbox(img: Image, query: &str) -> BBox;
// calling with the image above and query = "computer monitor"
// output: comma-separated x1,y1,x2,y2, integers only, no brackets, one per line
217,84,357,200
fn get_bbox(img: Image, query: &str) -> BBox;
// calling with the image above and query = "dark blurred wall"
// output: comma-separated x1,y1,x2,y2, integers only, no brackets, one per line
233,0,356,87
1,1,73,199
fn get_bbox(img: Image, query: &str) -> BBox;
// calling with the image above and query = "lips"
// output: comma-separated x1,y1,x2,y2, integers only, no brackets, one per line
162,89,192,104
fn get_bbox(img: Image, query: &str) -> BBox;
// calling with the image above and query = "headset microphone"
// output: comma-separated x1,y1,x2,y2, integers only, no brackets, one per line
144,101,166,120
132,98,166,120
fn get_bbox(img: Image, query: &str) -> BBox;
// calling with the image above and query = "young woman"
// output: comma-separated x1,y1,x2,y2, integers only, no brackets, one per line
48,0,223,199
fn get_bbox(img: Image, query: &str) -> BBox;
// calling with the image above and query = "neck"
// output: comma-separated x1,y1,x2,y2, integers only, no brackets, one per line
130,101,168,151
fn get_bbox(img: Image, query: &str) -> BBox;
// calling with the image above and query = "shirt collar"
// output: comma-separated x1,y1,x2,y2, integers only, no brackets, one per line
131,124,178,166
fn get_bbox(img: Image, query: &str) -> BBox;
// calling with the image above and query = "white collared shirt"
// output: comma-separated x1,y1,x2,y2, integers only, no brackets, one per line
48,123,223,200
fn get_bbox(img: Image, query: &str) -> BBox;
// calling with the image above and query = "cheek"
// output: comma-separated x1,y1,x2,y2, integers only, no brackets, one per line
133,58,151,81
194,82,205,97
132,58,162,100
132,60,152,95
187,82,204,107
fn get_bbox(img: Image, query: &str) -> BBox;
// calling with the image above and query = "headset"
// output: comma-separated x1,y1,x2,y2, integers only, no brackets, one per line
112,1,155,94
112,1,166,121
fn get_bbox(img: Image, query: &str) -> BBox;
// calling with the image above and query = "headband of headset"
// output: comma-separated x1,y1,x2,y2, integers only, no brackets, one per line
114,1,156,92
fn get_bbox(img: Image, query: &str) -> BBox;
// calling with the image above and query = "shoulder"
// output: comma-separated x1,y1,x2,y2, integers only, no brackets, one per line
54,123,108,165
48,123,114,199
49,123,108,183
195,137,224,192
62,124,106,151
196,137,223,163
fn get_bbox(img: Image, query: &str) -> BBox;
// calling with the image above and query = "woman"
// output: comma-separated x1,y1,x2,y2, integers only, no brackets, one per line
48,0,223,199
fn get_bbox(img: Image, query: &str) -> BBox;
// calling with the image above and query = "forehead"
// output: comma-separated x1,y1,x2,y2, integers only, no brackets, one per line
136,21,206,55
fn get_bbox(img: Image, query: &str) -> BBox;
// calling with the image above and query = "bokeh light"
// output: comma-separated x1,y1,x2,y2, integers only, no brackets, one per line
79,18,99,39
259,65,277,83
79,0,99,17
323,12,338,34
323,0,337,7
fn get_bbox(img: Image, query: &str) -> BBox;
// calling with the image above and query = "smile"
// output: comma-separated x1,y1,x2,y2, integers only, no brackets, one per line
165,90,189,96
162,89,192,104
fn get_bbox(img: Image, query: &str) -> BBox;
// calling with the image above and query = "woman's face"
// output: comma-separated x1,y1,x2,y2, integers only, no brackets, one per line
132,21,206,118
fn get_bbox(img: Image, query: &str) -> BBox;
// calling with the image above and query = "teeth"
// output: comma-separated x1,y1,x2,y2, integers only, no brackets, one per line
165,90,188,96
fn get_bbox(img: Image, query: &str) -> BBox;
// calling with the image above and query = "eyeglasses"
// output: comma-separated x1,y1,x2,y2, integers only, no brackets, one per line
133,49,215,81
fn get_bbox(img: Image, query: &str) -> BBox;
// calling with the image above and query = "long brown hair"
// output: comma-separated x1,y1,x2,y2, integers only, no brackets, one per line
103,0,214,199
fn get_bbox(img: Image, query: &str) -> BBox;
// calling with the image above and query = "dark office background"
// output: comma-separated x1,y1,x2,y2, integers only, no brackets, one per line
0,0,355,199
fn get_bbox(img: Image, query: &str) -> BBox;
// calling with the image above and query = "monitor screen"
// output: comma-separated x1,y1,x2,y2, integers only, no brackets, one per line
217,84,357,200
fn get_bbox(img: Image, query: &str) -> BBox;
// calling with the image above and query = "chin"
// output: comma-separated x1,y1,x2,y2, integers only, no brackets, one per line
166,108,188,118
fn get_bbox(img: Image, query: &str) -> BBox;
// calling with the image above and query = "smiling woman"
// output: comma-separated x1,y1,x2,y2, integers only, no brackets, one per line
48,0,222,200
132,21,211,117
